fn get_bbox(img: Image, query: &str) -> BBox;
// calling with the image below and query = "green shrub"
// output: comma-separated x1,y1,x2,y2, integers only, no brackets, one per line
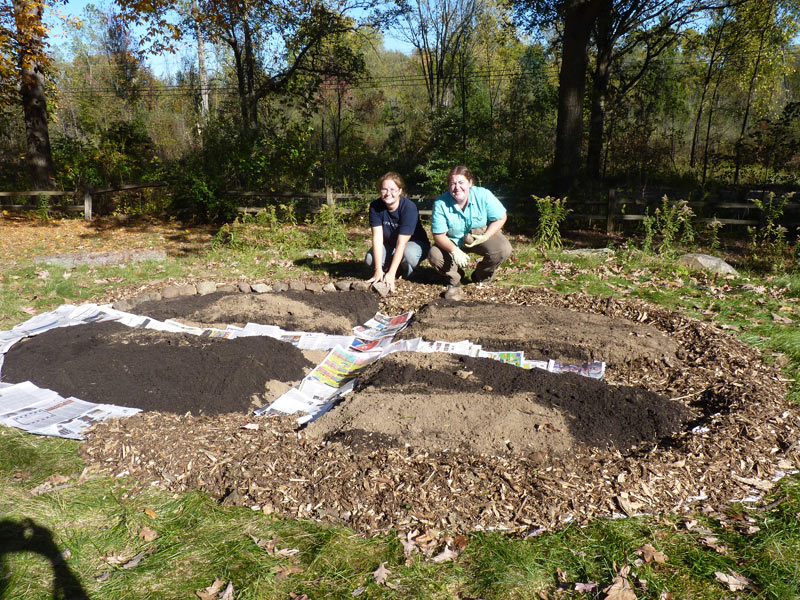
748,192,794,272
640,196,695,257
532,195,571,251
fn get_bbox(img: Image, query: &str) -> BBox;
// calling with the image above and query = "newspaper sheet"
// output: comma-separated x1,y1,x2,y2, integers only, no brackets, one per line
0,381,141,440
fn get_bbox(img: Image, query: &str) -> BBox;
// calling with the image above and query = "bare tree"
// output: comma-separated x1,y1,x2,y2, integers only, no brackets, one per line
395,0,482,113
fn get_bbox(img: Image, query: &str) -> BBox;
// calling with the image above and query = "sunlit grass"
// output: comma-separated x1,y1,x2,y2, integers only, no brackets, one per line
2,222,800,598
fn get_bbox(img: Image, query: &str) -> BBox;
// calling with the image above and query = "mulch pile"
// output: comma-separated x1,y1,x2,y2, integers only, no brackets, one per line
71,283,800,537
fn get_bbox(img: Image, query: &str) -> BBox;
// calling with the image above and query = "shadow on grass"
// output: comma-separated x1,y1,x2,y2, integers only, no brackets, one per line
294,258,444,286
0,518,89,599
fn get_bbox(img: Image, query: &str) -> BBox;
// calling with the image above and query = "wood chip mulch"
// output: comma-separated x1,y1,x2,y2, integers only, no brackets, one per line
79,282,800,539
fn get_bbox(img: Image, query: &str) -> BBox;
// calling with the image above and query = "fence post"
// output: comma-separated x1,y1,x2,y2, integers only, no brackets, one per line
325,185,334,207
83,186,92,221
606,188,617,234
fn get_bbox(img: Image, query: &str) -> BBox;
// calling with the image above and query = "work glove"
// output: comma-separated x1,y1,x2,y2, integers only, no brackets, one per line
451,247,470,268
463,233,488,248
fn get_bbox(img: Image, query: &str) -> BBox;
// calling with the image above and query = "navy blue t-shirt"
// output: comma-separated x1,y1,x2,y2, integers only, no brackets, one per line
368,196,429,248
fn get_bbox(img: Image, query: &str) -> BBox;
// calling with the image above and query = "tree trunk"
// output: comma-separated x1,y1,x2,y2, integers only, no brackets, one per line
586,0,613,182
733,25,767,184
690,15,727,169
13,0,55,190
701,66,724,185
553,0,604,196
192,0,210,122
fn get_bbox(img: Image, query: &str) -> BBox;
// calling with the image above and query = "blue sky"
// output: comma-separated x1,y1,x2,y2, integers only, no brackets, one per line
46,0,414,79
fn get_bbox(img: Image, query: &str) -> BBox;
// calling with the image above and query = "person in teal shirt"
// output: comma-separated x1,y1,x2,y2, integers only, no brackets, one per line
429,165,512,300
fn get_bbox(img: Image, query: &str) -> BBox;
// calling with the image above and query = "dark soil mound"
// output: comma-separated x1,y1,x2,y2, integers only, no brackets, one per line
1,321,313,415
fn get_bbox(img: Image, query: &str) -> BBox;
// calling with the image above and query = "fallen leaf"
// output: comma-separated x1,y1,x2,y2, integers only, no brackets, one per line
19,306,36,315
102,552,130,565
121,551,146,569
196,578,226,600
771,312,792,323
575,581,597,592
604,566,637,600
700,536,728,554
12,471,30,480
453,534,468,551
398,531,417,556
714,569,751,591
373,561,390,585
138,526,158,542
144,508,157,519
274,565,304,580
431,546,458,563
219,582,235,600
637,544,668,564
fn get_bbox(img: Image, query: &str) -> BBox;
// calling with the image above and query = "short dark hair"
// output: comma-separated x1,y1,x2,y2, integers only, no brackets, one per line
447,165,474,184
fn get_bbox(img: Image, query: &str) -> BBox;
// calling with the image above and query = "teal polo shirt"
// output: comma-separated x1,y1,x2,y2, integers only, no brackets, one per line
431,186,506,247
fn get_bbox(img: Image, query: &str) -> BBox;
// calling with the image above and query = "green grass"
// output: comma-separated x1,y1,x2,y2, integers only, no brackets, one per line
1,220,800,598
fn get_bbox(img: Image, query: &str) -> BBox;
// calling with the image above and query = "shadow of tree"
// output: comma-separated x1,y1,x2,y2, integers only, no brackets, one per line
0,518,89,599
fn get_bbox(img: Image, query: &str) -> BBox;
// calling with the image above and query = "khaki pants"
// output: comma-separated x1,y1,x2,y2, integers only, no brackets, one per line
428,227,512,286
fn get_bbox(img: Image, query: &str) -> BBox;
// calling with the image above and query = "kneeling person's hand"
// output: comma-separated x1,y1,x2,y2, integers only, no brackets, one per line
451,247,469,268
463,234,488,248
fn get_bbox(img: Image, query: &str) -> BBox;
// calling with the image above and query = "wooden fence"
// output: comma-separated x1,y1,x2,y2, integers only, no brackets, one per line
563,187,800,234
2,184,798,236
0,184,167,220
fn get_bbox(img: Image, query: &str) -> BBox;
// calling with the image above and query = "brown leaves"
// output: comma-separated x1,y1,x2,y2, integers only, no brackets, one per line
603,565,637,600
196,579,235,600
372,561,390,585
30,473,71,496
248,535,299,558
274,565,304,580
138,526,159,542
636,544,667,565
714,569,752,591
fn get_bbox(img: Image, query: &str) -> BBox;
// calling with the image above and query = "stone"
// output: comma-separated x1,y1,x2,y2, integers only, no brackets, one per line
335,280,353,291
371,281,389,298
196,281,217,295
238,282,252,293
306,282,323,293
322,282,336,292
161,285,181,299
130,293,151,306
178,284,197,296
251,283,271,293
352,280,370,291
273,282,289,292
33,249,167,268
112,299,134,312
216,284,237,293
564,248,615,258
146,292,161,302
678,253,738,276
288,279,305,291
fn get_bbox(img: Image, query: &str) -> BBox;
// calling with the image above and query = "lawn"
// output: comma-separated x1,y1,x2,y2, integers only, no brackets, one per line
1,212,798,600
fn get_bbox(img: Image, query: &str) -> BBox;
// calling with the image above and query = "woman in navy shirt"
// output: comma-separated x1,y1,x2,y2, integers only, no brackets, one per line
365,172,430,292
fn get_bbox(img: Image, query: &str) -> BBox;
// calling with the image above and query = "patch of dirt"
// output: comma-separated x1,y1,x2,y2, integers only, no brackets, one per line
1,321,314,415
304,352,689,456
135,290,379,334
401,300,677,367
3,283,796,537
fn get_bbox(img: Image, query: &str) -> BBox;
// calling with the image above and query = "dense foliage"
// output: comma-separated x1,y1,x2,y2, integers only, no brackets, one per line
0,0,799,220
